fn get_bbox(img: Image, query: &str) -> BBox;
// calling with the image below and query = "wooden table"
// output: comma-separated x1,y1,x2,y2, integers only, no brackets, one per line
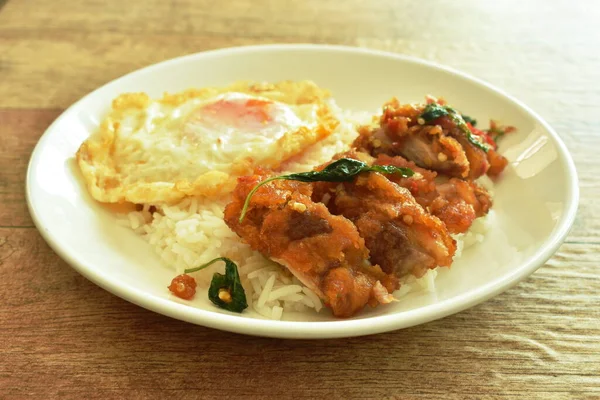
1,0,599,398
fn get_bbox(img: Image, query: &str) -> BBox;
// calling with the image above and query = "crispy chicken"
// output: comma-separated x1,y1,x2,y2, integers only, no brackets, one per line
312,155,457,278
315,150,492,234
223,97,509,318
373,154,492,234
224,171,398,318
353,98,509,180
315,175,456,279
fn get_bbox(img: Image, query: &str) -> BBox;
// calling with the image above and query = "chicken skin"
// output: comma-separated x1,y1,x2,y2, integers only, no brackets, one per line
373,154,492,234
315,150,492,234
224,171,398,318
353,98,509,180
314,170,456,279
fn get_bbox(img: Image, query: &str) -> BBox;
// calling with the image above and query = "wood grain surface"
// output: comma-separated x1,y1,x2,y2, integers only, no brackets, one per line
1,0,599,398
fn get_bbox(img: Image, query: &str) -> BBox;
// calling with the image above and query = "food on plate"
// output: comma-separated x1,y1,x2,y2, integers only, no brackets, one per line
81,83,513,319
237,157,414,223
371,154,492,234
168,257,248,312
311,155,457,279
353,97,511,179
167,273,197,300
76,81,339,204
223,172,398,317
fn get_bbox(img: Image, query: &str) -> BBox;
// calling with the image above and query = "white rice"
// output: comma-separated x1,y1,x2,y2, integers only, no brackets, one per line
118,107,491,320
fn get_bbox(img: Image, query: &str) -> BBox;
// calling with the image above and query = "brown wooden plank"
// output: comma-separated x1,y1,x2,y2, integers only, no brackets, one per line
1,0,599,111
0,109,62,227
0,229,599,398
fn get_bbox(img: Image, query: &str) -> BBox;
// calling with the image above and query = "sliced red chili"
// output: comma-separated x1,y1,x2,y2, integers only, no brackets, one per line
168,274,197,300
468,123,498,150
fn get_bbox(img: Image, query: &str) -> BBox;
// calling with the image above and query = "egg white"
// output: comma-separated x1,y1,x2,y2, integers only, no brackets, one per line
76,81,339,204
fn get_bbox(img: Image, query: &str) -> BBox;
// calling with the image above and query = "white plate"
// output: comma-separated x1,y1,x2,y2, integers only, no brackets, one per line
26,44,578,339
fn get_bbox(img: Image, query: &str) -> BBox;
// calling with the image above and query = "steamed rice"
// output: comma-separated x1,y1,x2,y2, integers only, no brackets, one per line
118,107,491,320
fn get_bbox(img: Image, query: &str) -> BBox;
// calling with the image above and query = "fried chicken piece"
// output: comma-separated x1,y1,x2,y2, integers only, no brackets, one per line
314,150,491,234
435,116,491,180
354,123,469,175
432,178,492,233
373,154,492,234
224,172,398,318
354,98,509,179
314,166,456,279
486,148,509,177
469,121,512,178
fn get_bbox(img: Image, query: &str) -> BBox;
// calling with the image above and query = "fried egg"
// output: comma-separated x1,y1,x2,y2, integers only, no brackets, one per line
77,81,339,204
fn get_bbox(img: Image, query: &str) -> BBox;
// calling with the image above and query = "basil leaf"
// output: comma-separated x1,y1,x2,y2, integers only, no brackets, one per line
238,158,414,222
285,158,373,183
419,103,490,152
367,164,415,176
185,257,248,313
419,103,449,122
462,114,477,126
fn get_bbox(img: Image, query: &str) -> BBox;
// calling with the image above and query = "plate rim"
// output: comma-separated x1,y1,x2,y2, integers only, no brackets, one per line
26,43,579,339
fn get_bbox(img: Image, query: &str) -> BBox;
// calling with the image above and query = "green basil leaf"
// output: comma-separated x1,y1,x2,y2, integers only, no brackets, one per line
419,103,449,122
285,158,371,183
238,158,414,222
462,114,477,126
419,103,490,152
185,257,248,313
367,164,414,177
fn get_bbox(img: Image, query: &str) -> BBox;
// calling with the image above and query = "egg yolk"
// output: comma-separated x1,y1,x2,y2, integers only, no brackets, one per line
195,96,275,130
182,93,307,161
